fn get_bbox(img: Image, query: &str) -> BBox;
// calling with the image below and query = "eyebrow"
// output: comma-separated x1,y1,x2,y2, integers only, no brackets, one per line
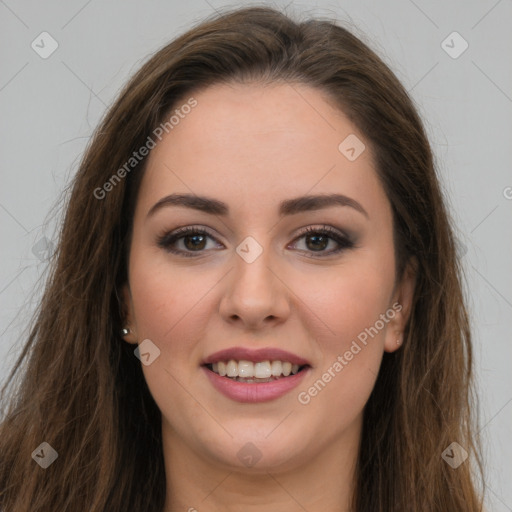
147,192,369,219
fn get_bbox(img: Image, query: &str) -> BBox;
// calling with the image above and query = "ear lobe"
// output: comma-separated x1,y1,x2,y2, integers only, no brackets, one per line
384,258,417,353
120,284,138,344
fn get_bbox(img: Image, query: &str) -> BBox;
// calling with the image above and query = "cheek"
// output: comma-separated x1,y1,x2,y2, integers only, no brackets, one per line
301,258,395,353
293,254,395,417
129,249,214,344
127,254,216,421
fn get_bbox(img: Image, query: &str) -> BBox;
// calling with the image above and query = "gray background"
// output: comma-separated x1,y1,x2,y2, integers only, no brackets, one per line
1,0,511,509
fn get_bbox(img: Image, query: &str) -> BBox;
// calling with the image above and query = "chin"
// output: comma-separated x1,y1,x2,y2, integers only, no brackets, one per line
198,422,311,473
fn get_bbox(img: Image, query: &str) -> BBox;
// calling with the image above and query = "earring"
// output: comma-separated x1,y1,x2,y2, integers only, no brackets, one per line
121,327,131,336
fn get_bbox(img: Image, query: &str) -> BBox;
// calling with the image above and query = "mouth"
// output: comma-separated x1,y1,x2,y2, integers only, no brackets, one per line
203,360,310,383
201,346,312,402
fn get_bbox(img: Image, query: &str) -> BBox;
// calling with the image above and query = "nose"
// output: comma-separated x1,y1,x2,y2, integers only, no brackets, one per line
218,244,291,331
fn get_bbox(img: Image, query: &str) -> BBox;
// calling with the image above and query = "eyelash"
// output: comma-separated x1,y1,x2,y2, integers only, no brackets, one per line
156,225,355,258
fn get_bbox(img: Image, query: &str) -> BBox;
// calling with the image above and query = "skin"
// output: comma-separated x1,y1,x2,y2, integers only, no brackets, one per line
122,82,415,512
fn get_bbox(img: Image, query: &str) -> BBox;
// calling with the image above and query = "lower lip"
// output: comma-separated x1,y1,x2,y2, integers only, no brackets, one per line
202,366,310,403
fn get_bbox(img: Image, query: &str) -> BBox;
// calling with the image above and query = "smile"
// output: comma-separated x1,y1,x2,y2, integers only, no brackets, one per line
206,359,304,382
202,360,311,403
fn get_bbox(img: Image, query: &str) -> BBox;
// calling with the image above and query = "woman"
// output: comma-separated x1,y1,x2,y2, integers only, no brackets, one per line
0,6,485,511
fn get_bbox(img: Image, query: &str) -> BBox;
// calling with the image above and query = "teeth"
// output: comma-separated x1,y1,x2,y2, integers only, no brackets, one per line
226,360,238,377
238,360,253,378
255,361,271,378
209,359,303,379
271,360,282,377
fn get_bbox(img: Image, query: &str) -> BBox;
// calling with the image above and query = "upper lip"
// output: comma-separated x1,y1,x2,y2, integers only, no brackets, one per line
203,347,311,366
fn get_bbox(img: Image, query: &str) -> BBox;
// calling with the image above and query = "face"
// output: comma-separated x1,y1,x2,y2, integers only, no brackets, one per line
122,82,414,473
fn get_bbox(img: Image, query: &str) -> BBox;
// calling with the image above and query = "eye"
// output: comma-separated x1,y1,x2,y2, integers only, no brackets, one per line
156,224,355,258
156,226,222,257
288,225,354,257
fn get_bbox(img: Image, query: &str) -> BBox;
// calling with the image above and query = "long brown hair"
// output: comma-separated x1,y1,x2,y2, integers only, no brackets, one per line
0,6,485,511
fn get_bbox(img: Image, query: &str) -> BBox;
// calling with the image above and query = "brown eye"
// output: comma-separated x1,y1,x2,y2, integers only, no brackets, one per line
304,233,329,251
157,227,222,257
183,233,208,251
290,226,355,258
157,225,355,259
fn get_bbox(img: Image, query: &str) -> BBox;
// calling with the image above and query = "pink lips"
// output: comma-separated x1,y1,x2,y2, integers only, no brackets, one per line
202,365,310,403
202,346,311,403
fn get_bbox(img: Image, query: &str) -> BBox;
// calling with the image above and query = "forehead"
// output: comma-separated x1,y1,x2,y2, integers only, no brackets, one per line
137,82,389,220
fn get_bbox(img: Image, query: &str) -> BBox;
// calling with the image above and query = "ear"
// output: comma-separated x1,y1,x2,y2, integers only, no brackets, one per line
120,283,138,345
384,258,417,353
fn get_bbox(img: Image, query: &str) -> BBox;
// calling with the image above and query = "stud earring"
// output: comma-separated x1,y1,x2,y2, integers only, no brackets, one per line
121,327,131,336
